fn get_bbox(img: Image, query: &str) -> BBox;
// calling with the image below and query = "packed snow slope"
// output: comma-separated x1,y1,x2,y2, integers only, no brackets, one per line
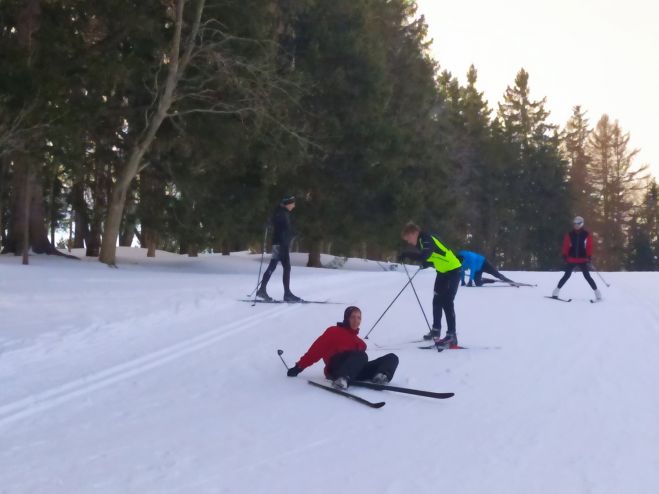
1,248,658,494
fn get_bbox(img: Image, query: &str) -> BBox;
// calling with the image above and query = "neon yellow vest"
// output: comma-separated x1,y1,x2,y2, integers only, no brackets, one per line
421,235,461,273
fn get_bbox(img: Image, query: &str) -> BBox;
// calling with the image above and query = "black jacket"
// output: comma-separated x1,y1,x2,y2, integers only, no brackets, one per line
271,205,294,247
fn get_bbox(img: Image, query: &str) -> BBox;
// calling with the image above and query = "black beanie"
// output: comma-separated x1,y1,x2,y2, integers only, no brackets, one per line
339,306,361,327
281,195,296,205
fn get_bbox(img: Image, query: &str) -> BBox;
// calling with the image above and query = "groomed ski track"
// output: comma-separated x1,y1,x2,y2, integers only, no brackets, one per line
1,249,658,494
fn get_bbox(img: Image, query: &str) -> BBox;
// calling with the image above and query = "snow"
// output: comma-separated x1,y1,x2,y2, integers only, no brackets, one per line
1,248,658,494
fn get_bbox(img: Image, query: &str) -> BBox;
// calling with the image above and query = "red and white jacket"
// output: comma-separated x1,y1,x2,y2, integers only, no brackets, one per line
296,324,367,377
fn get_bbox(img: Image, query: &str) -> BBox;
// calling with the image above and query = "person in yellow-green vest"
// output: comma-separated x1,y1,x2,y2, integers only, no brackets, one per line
400,222,462,348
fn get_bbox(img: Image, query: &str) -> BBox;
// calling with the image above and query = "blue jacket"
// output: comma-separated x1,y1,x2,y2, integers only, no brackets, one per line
458,250,485,284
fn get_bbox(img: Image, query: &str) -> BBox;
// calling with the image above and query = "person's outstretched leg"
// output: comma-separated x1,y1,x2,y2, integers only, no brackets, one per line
482,260,513,283
552,264,575,297
257,256,279,300
327,351,369,387
357,354,399,383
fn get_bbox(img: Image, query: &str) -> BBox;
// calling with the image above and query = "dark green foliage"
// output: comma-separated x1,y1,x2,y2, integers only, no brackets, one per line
0,0,654,269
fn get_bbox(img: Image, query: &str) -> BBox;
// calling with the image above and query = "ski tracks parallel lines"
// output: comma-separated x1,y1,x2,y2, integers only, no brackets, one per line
0,304,295,429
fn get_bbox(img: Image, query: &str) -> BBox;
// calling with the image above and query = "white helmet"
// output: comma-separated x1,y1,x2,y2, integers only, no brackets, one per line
573,216,584,227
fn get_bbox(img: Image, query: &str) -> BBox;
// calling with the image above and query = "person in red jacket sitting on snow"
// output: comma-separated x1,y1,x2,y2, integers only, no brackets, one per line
551,216,601,301
285,306,399,390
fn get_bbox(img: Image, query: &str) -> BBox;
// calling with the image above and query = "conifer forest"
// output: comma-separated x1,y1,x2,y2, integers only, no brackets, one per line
1,0,656,270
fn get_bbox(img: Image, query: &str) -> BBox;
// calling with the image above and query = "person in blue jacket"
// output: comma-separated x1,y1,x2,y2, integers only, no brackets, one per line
457,250,514,287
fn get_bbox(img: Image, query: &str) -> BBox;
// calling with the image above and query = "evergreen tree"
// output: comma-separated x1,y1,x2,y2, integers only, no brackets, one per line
587,115,649,269
626,180,657,270
563,106,592,217
497,69,570,268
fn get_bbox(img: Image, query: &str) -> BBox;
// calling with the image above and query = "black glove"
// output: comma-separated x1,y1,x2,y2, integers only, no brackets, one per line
287,365,302,377
421,261,432,269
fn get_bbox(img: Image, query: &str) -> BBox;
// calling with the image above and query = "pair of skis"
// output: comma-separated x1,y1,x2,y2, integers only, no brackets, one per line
544,296,600,304
240,299,338,304
308,379,454,409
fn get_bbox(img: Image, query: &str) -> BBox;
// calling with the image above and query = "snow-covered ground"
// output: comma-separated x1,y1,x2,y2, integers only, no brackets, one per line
1,248,658,494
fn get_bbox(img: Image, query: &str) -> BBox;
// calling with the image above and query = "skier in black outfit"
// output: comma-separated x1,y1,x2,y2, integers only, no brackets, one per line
256,196,301,302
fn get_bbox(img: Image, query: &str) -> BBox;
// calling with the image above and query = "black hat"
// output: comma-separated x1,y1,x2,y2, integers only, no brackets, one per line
281,195,296,205
338,306,361,327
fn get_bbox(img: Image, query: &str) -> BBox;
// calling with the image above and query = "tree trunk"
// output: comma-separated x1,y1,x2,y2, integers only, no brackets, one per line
2,158,62,257
307,241,322,267
99,0,203,266
0,158,9,250
144,227,158,257
71,180,89,248
21,163,32,264
188,244,199,257
86,220,102,257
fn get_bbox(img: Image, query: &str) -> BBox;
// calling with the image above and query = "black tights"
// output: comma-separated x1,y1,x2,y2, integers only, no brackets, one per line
433,269,460,334
327,351,399,382
558,263,597,290
260,244,292,293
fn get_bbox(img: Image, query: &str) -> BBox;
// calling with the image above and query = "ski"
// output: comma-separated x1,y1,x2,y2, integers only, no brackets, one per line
350,381,453,399
240,299,339,304
509,282,537,287
418,344,500,351
544,296,572,303
308,380,385,408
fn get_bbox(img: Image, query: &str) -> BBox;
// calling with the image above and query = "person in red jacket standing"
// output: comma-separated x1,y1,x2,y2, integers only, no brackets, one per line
286,306,399,389
551,216,602,301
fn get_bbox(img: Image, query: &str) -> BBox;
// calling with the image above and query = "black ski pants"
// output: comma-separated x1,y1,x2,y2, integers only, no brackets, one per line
557,263,597,290
432,268,460,335
327,351,399,382
475,260,513,286
260,244,292,293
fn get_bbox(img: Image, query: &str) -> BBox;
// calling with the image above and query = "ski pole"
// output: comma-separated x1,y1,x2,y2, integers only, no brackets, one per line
277,349,290,370
363,267,422,339
249,226,269,304
590,262,611,287
402,263,431,332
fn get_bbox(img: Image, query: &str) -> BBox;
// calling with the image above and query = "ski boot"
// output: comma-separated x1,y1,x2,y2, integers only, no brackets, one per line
434,332,458,350
422,328,440,340
284,292,302,302
256,286,272,301
332,377,348,389
372,373,389,385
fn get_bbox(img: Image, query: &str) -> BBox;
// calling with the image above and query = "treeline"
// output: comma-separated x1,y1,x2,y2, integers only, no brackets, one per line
0,0,656,270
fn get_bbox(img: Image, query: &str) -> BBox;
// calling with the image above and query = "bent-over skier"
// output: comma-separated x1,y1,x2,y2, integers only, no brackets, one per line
285,306,399,389
399,222,462,347
457,250,514,286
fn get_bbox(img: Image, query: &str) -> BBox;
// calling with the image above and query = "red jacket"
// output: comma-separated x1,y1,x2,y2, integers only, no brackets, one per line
562,229,593,263
296,325,367,377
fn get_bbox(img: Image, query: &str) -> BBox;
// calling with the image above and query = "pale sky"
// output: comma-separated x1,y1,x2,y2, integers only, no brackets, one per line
416,0,659,179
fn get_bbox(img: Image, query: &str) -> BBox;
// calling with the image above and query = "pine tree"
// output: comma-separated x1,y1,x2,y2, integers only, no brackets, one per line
626,180,657,270
497,69,570,268
587,115,649,269
563,106,592,217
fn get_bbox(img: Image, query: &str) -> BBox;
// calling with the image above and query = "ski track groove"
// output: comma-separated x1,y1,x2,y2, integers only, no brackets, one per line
0,303,295,429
